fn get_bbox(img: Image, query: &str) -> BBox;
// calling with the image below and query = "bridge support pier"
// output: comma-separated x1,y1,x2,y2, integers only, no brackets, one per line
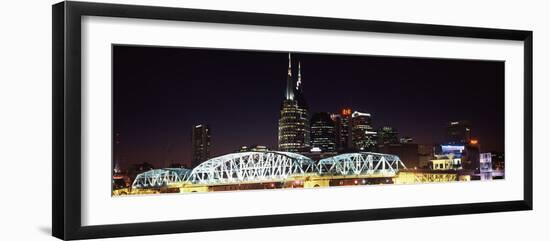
179,185,211,193
304,179,330,188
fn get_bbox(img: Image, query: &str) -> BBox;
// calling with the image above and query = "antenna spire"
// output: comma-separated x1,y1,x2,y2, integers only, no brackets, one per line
296,61,302,91
285,53,294,100
288,53,292,76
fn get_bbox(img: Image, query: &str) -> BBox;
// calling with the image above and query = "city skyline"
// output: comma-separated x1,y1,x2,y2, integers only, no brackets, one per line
113,45,504,169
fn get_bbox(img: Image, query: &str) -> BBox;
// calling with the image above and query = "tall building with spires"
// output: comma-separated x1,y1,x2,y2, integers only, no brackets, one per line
278,53,310,152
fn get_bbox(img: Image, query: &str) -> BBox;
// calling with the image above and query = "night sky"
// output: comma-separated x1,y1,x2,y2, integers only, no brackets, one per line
113,45,504,169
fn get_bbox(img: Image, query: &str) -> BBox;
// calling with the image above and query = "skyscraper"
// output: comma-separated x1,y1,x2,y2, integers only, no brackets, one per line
351,111,376,151
278,53,310,152
331,108,353,151
330,113,342,150
377,126,399,145
447,120,471,144
191,124,210,167
463,140,480,171
310,112,336,152
440,121,479,171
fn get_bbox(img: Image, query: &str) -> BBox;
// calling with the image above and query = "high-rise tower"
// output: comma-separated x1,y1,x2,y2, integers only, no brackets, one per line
378,126,399,145
332,108,353,151
351,111,376,151
191,124,211,167
310,112,336,152
446,120,472,144
278,53,310,152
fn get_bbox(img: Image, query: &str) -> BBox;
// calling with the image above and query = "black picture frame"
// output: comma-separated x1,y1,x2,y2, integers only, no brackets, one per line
52,1,533,240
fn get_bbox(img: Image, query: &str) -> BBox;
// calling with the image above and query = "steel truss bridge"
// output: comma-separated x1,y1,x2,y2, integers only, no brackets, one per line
318,152,406,176
132,151,408,188
132,168,191,189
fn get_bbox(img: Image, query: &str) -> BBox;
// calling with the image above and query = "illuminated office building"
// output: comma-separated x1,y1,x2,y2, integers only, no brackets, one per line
310,112,336,152
447,120,472,144
445,121,480,171
192,124,211,167
330,114,342,150
330,108,353,151
278,53,310,152
479,153,493,173
377,126,399,145
463,140,481,171
491,152,505,171
351,111,376,151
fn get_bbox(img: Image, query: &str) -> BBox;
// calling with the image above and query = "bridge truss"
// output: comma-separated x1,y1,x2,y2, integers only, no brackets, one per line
130,152,407,189
131,168,191,188
187,151,317,185
318,152,406,176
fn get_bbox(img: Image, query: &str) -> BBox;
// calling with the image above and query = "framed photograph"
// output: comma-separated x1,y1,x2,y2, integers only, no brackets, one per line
52,1,533,240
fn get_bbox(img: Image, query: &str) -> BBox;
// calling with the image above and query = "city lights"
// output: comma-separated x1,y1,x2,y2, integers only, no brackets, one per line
112,49,505,196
